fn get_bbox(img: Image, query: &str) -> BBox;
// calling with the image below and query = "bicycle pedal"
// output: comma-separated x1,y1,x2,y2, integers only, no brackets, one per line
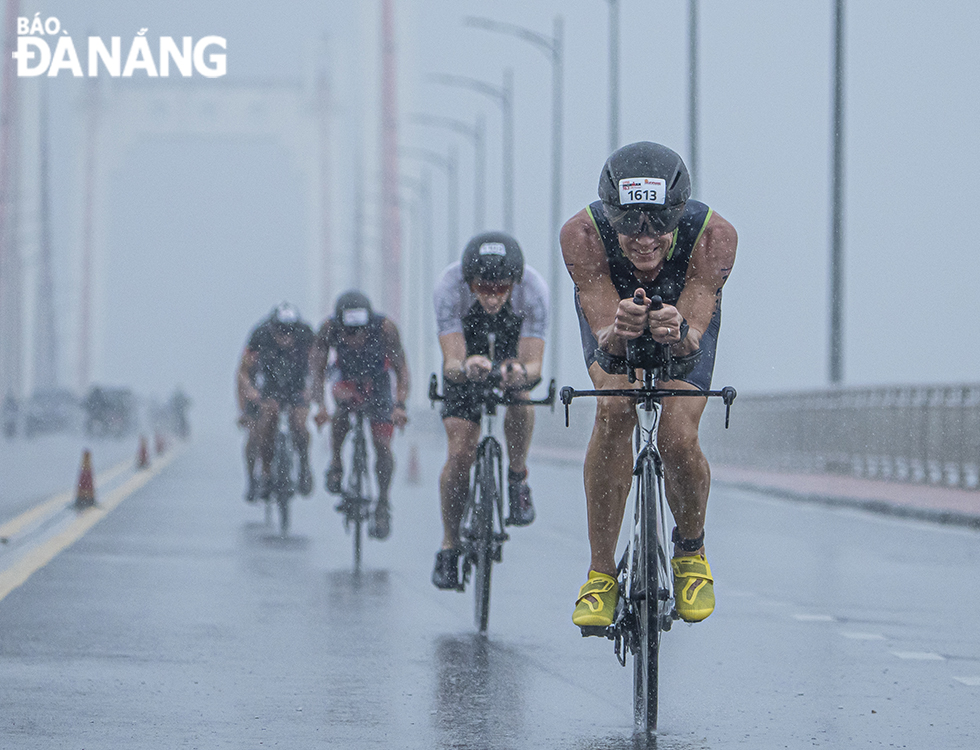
579,625,609,638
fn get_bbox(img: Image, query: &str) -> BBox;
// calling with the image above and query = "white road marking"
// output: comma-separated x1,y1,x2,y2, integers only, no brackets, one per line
891,651,945,661
0,448,183,602
793,614,835,622
840,631,886,640
953,677,980,686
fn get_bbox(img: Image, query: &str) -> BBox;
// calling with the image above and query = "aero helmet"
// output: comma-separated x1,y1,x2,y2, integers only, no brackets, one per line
461,231,524,284
334,290,373,328
270,301,300,331
598,142,691,236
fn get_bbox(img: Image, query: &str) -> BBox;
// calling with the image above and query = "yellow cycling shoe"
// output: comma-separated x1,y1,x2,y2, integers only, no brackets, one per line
671,554,715,622
572,571,619,628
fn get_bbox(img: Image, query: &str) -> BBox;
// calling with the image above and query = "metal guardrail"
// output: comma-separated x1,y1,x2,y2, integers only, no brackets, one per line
701,384,980,490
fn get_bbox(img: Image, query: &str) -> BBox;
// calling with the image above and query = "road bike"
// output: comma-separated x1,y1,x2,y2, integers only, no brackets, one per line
266,408,297,536
559,296,736,733
429,371,556,633
333,406,375,574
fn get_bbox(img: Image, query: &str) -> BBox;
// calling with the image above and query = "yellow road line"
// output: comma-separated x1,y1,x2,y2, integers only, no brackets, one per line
0,447,183,603
0,456,134,540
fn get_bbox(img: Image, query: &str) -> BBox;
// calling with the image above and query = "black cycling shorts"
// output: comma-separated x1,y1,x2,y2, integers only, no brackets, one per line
440,378,540,424
574,290,721,391
260,381,308,407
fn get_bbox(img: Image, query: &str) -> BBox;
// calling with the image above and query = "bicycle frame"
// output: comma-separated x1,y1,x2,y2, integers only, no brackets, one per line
268,408,295,536
560,354,735,733
430,372,557,633
338,408,373,574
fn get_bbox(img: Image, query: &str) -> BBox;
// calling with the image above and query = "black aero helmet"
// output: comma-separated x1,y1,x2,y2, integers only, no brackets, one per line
598,141,691,236
461,231,524,284
334,289,373,328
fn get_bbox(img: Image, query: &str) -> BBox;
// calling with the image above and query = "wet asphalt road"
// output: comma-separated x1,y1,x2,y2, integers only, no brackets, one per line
1,423,979,749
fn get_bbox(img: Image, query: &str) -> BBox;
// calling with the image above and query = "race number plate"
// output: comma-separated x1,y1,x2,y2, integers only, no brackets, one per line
618,177,666,206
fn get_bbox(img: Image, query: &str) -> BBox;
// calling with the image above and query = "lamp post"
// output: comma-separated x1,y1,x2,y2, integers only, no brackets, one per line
464,15,565,380
829,0,846,385
688,0,700,189
409,112,486,233
400,173,435,387
400,146,459,267
429,71,514,234
604,0,620,153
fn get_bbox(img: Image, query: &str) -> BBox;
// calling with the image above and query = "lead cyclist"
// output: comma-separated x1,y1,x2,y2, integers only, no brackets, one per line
559,142,738,628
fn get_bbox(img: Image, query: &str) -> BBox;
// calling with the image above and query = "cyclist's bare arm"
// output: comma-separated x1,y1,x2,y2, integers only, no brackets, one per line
382,319,411,406
661,211,737,357
439,332,483,382
236,349,261,409
309,320,334,428
560,210,639,358
501,336,544,388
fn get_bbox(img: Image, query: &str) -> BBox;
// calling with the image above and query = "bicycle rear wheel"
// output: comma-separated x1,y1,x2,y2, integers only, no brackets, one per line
349,417,369,574
272,431,293,537
633,457,662,733
472,443,499,633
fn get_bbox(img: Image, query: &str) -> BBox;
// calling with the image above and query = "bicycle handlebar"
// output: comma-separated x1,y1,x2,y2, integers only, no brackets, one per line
429,373,557,412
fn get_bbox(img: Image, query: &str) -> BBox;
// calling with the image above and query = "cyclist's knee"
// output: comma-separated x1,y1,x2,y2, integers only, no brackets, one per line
594,396,635,434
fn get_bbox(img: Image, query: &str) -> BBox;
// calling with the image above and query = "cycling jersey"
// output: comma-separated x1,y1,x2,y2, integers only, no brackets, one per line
434,261,548,423
246,320,315,402
585,199,712,304
576,199,721,390
315,314,398,425
434,261,549,361
319,314,390,381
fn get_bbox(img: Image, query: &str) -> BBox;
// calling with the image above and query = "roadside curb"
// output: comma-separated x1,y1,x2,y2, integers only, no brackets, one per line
714,478,980,531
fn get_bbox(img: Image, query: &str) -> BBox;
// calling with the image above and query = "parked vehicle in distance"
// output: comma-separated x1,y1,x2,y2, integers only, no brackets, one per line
23,389,83,438
83,386,137,439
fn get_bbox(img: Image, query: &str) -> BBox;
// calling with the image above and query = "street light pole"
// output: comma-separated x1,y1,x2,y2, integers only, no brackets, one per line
401,146,459,267
464,15,565,380
605,0,620,153
688,0,700,189
829,0,846,385
409,112,486,233
429,71,514,234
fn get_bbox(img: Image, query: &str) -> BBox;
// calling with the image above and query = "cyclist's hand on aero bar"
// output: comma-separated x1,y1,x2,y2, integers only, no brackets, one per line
500,359,528,388
464,355,493,381
614,288,653,340
645,296,686,346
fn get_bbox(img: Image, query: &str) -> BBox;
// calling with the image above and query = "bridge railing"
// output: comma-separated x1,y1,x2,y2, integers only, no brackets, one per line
701,384,980,490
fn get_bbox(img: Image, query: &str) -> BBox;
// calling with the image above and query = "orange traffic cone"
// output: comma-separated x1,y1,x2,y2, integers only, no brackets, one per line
75,450,96,509
136,435,150,470
406,443,421,485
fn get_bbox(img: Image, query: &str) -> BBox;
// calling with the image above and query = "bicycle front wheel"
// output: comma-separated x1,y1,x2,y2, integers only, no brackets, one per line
633,457,662,733
472,445,499,633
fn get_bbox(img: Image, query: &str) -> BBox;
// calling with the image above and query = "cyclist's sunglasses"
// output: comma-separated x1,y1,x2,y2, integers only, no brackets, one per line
604,205,673,238
471,280,514,296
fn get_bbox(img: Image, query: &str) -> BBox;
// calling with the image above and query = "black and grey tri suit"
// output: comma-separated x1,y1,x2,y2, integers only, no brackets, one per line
575,199,721,390
434,261,549,424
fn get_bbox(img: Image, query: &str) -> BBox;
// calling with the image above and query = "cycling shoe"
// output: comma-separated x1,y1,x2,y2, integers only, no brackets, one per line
572,571,618,629
671,554,715,622
369,502,391,540
298,458,313,496
325,464,343,494
506,472,535,526
432,548,461,590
